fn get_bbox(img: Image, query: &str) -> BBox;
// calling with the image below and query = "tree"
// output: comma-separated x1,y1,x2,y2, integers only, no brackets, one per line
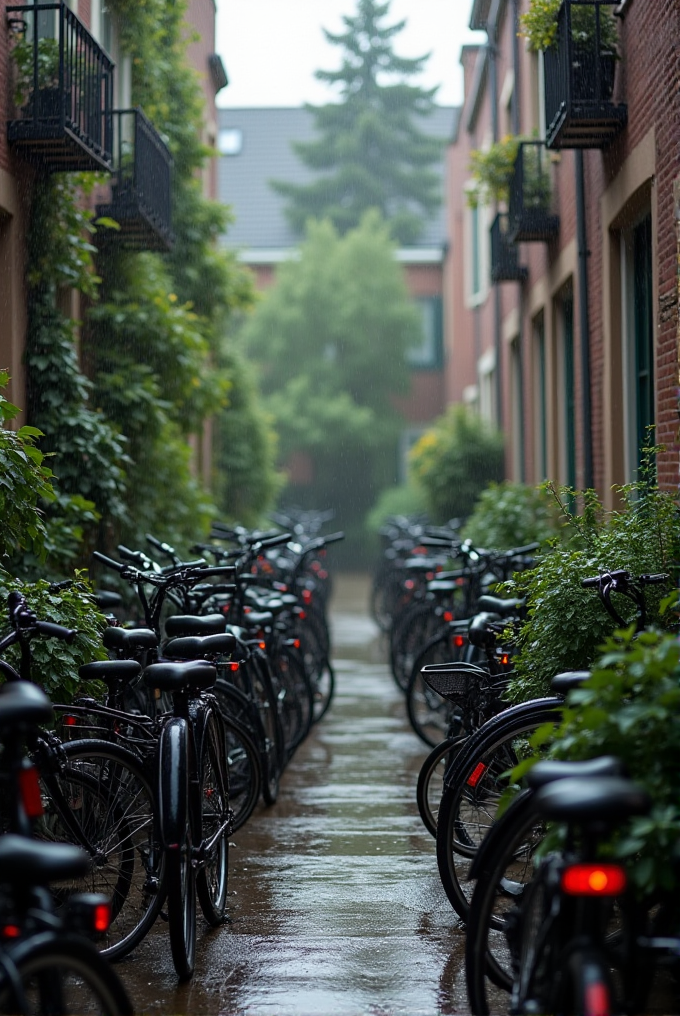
272,0,444,245
242,211,422,559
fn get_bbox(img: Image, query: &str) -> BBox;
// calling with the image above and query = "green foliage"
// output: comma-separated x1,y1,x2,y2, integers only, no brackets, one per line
503,475,679,702
468,136,521,208
519,0,619,54
10,36,60,105
366,483,428,533
462,481,562,550
272,0,444,245
409,405,505,524
0,373,55,562
242,212,421,559
539,628,680,894
0,570,107,702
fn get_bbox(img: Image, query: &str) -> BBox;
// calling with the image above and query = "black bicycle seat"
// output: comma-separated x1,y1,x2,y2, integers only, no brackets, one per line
164,614,227,639
0,681,54,730
534,776,650,824
476,595,525,617
79,659,142,684
0,835,90,884
164,632,237,660
468,612,502,648
103,627,159,652
143,660,216,692
550,671,592,695
527,756,625,790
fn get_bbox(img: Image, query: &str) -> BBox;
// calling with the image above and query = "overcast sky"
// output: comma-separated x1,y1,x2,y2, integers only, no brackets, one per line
215,0,483,109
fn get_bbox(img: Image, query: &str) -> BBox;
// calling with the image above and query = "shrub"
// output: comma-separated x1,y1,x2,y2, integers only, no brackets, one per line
409,405,505,524
462,481,562,550
503,477,679,702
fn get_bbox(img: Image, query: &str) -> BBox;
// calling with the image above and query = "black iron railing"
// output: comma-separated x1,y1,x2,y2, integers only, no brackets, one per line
97,108,173,251
7,1,114,171
490,213,527,283
544,0,627,149
508,141,559,243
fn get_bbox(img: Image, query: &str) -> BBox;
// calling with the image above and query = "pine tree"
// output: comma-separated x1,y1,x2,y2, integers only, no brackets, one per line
273,0,444,245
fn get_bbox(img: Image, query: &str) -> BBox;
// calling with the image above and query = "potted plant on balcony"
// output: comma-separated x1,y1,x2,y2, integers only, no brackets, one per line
521,0,619,100
10,35,64,119
468,135,521,208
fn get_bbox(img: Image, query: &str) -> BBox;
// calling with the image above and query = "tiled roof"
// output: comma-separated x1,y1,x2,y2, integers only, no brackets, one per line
217,105,460,253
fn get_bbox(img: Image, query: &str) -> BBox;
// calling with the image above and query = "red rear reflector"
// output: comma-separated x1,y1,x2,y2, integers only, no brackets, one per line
230,662,239,672
585,982,610,1016
299,610,307,620
454,635,465,648
501,653,510,665
18,765,43,818
426,572,434,581
93,903,112,933
467,762,487,788
404,579,415,590
443,611,454,622
293,639,301,649
259,641,266,651
562,864,626,896
302,589,313,605
64,715,77,727
244,606,251,614
1,925,20,939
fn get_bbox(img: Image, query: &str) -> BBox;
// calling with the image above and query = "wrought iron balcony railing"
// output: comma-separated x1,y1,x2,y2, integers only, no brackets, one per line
544,0,627,149
6,1,114,171
490,213,527,284
96,108,173,252
508,141,560,243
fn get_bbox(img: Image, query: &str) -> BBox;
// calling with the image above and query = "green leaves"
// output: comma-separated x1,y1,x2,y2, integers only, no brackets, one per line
462,481,562,550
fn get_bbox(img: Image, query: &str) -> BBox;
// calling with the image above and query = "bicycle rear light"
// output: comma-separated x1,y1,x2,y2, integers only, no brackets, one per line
443,611,454,622
561,864,626,896
93,902,112,933
18,763,43,819
0,924,20,940
467,762,487,788
66,894,112,935
229,662,239,672
404,579,415,590
302,589,313,605
63,715,78,727
453,634,465,648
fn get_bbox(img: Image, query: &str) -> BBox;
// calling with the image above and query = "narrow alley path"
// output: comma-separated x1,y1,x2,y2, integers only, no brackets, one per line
122,574,467,1015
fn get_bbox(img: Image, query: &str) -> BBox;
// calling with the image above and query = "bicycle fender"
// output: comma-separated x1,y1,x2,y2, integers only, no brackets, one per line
158,717,189,849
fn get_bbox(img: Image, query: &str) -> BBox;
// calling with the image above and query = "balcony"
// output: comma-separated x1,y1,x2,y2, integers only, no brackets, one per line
508,142,559,243
544,0,627,149
490,214,527,284
6,1,113,172
96,108,173,252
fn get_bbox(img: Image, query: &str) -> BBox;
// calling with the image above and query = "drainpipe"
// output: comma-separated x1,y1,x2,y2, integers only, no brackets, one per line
575,149,593,489
512,0,521,136
488,0,502,429
512,0,524,478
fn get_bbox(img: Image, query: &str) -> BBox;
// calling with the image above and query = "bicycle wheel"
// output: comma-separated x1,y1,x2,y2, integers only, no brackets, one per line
0,933,133,1015
436,700,561,923
35,739,163,961
406,632,462,746
273,643,312,756
390,604,442,692
195,711,229,926
465,789,546,1015
223,716,261,831
416,735,467,837
311,655,335,723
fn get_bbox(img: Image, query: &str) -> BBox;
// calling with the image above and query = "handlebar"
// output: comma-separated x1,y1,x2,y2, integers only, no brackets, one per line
36,620,77,643
93,550,127,573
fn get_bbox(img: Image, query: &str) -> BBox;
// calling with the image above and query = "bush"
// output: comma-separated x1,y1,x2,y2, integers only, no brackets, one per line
409,405,505,524
503,477,679,702
462,481,562,551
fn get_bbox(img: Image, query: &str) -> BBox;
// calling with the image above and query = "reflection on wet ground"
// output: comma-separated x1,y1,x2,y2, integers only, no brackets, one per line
120,574,467,1015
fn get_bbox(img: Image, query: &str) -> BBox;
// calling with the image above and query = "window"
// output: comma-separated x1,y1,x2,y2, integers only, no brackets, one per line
533,313,548,480
556,287,576,490
218,129,243,156
478,348,496,426
510,336,524,481
621,211,654,479
465,197,489,307
406,297,443,369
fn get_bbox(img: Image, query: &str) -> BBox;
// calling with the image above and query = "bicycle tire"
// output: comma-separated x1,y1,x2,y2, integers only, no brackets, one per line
159,718,195,980
416,735,467,837
195,710,229,926
390,602,439,690
35,739,164,961
223,716,261,831
406,631,462,746
465,789,546,1014
436,699,561,923
0,932,133,1015
311,655,335,723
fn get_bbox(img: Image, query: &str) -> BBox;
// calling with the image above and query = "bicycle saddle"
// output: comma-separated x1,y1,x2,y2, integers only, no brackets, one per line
103,627,159,652
476,595,525,617
0,835,90,884
534,776,650,824
143,660,217,692
0,681,54,730
164,613,227,638
550,671,592,695
79,659,142,684
527,755,625,790
468,612,503,648
164,632,237,660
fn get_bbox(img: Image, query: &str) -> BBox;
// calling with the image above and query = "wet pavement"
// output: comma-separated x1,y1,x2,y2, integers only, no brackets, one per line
120,574,467,1015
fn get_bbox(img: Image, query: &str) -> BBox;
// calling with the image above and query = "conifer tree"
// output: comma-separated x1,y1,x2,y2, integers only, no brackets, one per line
273,0,444,245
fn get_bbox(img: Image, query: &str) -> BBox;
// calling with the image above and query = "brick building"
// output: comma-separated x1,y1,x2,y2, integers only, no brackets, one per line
445,0,680,502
